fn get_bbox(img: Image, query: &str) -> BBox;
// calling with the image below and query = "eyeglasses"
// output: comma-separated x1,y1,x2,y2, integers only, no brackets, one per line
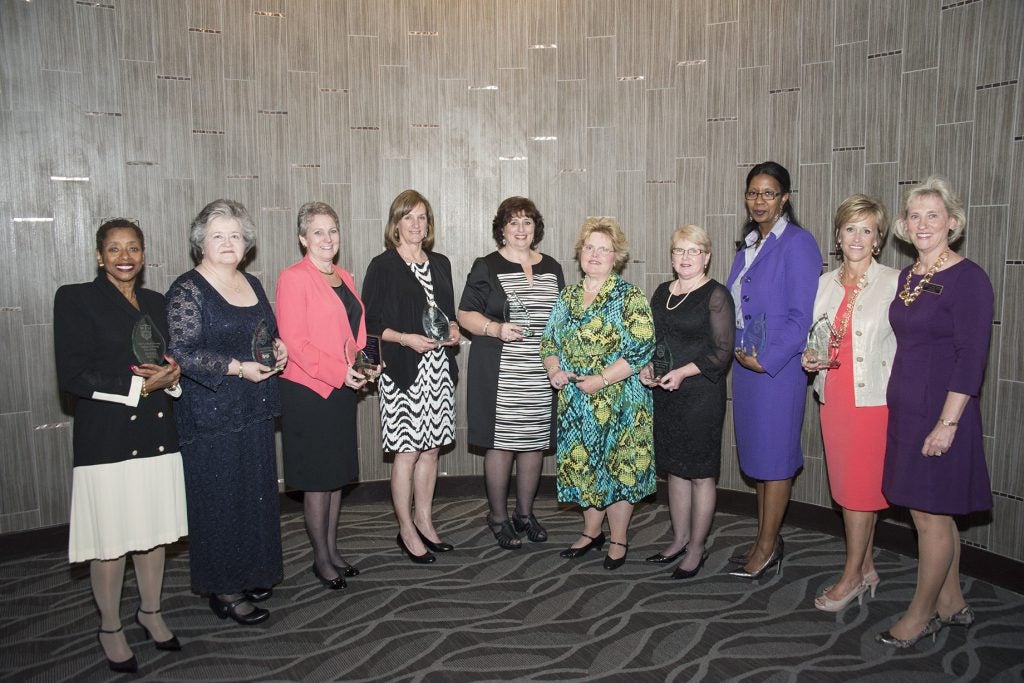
581,244,614,256
671,247,705,256
745,190,783,201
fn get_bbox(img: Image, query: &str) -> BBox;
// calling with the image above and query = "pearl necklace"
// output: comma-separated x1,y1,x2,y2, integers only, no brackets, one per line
665,275,706,311
899,249,949,306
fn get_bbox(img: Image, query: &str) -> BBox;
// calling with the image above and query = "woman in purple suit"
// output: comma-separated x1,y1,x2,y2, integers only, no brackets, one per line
725,162,821,579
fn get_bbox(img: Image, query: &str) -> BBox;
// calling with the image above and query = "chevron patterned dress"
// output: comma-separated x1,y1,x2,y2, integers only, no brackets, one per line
378,261,456,452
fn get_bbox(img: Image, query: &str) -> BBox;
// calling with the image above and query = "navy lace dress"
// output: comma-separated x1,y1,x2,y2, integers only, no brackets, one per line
166,270,283,595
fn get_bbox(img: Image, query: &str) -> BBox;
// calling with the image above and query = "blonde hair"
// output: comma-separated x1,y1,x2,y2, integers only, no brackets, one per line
575,216,629,271
384,190,435,250
892,176,966,244
670,224,711,254
833,194,889,255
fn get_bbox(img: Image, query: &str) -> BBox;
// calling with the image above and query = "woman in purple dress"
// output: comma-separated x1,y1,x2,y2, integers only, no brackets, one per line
725,162,821,580
876,177,993,649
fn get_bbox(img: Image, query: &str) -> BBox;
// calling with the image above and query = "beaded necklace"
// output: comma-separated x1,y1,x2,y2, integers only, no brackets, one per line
834,265,866,339
898,249,948,306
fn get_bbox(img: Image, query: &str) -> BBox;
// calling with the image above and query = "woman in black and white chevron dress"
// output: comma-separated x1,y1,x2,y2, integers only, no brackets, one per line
362,190,461,564
458,197,564,550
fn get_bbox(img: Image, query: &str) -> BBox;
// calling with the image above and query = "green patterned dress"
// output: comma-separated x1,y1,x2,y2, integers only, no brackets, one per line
540,274,656,508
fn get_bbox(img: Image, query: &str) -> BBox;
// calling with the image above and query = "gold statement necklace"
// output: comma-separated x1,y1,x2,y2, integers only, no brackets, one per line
665,275,706,311
898,249,949,307
833,266,866,339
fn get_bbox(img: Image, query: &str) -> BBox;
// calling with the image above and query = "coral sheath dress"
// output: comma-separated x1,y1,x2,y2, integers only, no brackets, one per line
819,286,888,512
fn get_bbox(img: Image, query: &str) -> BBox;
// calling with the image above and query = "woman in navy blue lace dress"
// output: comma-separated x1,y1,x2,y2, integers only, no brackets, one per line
166,199,288,625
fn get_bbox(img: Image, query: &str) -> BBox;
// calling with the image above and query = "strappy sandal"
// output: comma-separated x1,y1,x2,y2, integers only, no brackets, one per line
512,512,548,543
487,515,522,550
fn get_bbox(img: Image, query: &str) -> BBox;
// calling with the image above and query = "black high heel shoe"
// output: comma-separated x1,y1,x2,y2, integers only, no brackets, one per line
97,626,138,673
559,532,605,558
208,594,270,625
671,551,708,580
645,545,688,563
603,541,629,570
244,587,272,602
135,608,182,651
415,526,454,552
311,563,347,590
397,534,436,564
334,562,360,577
512,512,548,542
728,541,783,580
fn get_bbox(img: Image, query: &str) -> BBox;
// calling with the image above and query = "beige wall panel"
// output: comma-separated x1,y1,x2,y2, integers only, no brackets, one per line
557,80,587,173
349,219,385,291
42,71,88,179
990,495,1024,561
53,184,96,288
528,0,558,45
0,205,18,308
867,0,904,55
709,0,738,24
496,68,528,158
897,67,937,182
379,66,410,160
118,0,158,63
1000,266,1024,382
35,0,80,73
864,53,900,163
645,88,678,182
0,3,40,111
585,37,615,129
768,0,801,92
676,0,706,62
315,184,353,267
157,179,197,283
224,77,258,175
707,22,737,119
121,61,160,164
0,309,31,414
378,0,407,67
901,0,939,72
675,157,707,228
963,206,1006,329
155,0,189,77
189,32,226,133
616,171,646,261
933,121,973,205
527,49,557,137
81,116,128,219
800,62,833,164
319,90,351,185
408,34,441,127
440,80,471,169
549,169,590,260
32,425,74,528
0,413,39,518
25,324,62,427
936,3,981,125
78,4,121,115
737,1,765,68
189,0,222,30
255,13,287,112
976,0,1024,86
636,1,679,90
862,162,900,260
558,0,586,81
317,0,350,90
793,449,828,509
993,380,1024,499
614,79,645,171
736,66,768,164
1016,57,1024,138
830,150,865,223
468,1,500,88
641,183,677,265
286,0,320,73
832,41,865,149
979,325,999,439
799,163,832,258
438,0,471,80
407,126,444,202
676,63,708,158
705,120,736,215
1009,140,1024,260
497,159,530,201
970,85,1014,206
349,129,382,221
13,219,57,327
3,112,48,216
801,0,834,64
834,0,867,45
346,0,378,37
157,79,194,180
768,90,800,187
287,71,319,166
585,0,614,37
587,127,617,216
256,112,289,208
495,0,526,69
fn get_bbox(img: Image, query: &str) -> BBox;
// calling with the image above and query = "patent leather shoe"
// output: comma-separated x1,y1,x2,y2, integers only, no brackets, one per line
416,526,454,552
334,562,360,577
208,594,269,625
728,543,782,580
671,551,708,580
397,534,436,564
603,540,629,570
559,532,605,559
243,587,272,603
876,616,942,648
312,563,347,590
97,626,138,673
135,608,182,651
645,545,687,563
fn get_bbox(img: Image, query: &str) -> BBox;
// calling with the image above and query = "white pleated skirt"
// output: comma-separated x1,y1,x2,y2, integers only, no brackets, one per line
68,452,188,563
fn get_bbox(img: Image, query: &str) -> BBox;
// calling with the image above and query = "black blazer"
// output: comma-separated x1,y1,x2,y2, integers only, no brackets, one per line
53,276,180,467
362,249,459,391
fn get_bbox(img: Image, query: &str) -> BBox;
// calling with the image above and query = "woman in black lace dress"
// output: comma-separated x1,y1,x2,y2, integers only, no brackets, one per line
166,199,287,625
640,225,734,579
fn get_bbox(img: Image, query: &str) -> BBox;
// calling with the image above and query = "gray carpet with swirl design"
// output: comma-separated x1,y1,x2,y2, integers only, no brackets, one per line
1,495,1022,682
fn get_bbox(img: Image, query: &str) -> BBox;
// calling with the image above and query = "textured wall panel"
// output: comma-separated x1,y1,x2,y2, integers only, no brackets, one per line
585,37,615,128
801,0,834,65
835,0,868,44
1001,266,1024,382
864,53,900,163
118,0,158,63
901,0,939,71
286,0,319,73
121,61,160,164
287,71,319,166
962,206,1006,324
586,127,617,216
768,90,801,189
255,12,287,112
705,120,736,215
990,495,1024,561
833,41,866,149
645,88,679,182
676,0,706,62
736,0,765,69
993,380,1024,499
768,0,802,92
867,0,904,55
897,67,937,182
557,0,586,81
223,0,255,81
78,4,121,115
736,66,768,165
976,0,1024,86
0,413,39,519
157,79,194,180
1010,140,1024,261
800,62,833,164
799,163,832,259
188,33,225,134
675,157,707,228
557,80,587,174
936,3,981,126
614,79,645,172
0,309,30,415
707,22,737,119
31,424,74,529
933,122,973,205
155,0,189,78
970,85,1014,206
676,63,708,158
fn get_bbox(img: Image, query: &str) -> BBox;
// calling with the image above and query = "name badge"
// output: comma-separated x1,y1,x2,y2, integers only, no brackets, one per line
922,282,943,295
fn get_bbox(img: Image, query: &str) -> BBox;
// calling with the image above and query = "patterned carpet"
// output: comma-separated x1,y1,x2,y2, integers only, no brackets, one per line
1,495,1022,682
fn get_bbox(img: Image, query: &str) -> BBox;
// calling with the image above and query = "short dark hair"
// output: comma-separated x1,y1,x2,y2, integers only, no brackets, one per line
491,196,545,248
96,218,144,252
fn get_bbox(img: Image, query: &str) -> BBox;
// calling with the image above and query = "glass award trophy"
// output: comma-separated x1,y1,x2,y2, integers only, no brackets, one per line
805,314,841,369
503,291,533,337
131,314,167,365
344,336,381,380
251,318,279,368
741,313,767,356
648,338,674,381
422,303,452,344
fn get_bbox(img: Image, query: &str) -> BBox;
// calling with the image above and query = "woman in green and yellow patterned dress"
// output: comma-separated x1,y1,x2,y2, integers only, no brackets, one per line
540,217,656,570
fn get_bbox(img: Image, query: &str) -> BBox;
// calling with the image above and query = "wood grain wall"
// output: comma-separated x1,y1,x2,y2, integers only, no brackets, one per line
1,0,1022,561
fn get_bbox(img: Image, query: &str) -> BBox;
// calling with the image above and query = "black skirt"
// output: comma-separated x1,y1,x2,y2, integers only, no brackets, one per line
280,378,359,491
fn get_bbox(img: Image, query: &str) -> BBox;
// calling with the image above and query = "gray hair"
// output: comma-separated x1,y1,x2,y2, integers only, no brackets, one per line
893,176,966,244
189,199,257,262
297,201,339,237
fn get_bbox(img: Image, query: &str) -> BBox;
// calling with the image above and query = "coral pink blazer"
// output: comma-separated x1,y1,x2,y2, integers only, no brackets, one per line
276,256,366,398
